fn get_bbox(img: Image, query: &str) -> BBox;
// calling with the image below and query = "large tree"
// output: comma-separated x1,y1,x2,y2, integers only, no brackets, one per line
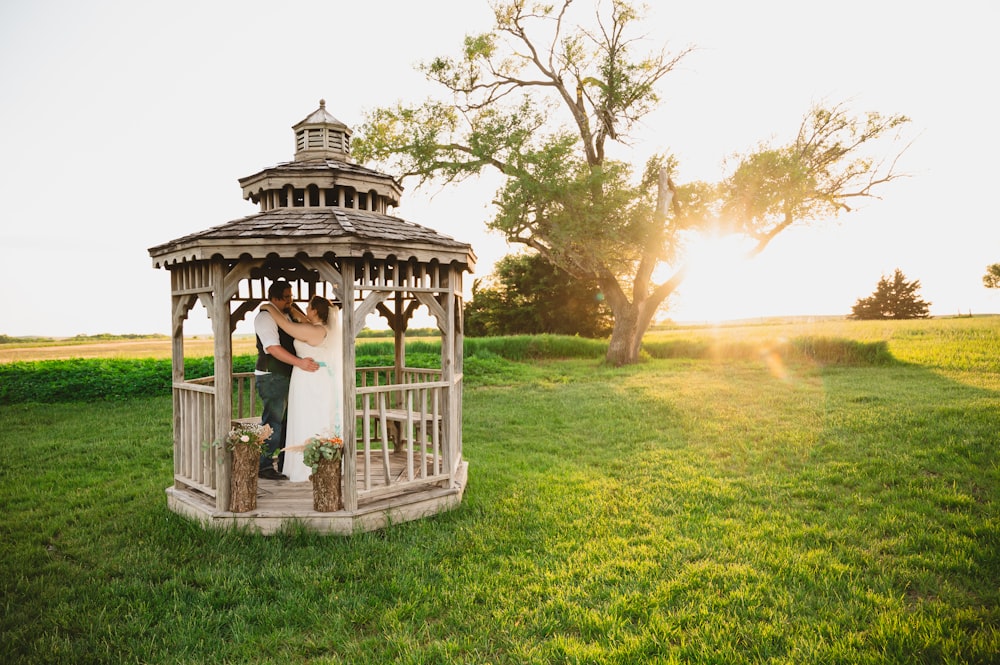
354,0,911,365
849,269,931,320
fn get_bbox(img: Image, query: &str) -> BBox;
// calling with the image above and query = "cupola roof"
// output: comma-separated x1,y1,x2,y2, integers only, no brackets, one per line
293,99,353,162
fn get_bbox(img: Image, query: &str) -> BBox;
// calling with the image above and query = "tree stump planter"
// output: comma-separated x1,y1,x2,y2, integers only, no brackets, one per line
230,444,259,513
311,457,342,512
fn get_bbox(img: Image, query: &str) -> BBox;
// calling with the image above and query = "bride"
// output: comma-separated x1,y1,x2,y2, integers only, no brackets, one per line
260,295,343,482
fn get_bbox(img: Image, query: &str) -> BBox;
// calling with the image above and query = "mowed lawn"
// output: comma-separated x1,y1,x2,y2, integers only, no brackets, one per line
1,317,997,664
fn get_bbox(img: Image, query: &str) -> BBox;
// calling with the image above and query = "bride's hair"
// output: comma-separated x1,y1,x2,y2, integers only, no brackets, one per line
309,295,334,324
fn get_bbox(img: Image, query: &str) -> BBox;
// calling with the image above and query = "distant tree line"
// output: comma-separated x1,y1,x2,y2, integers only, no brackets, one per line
464,253,613,338
0,333,166,344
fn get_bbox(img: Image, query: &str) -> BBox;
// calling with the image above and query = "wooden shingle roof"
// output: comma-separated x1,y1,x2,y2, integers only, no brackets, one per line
238,158,401,189
148,207,476,269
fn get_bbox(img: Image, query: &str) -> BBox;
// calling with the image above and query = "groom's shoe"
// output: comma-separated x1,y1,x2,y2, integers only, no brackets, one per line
258,468,288,480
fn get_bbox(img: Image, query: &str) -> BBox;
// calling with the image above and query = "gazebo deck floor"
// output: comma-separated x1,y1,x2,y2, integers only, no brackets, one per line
166,453,468,535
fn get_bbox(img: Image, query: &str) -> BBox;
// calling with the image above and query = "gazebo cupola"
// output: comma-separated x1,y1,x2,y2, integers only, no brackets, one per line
148,99,475,535
238,99,402,214
293,98,351,161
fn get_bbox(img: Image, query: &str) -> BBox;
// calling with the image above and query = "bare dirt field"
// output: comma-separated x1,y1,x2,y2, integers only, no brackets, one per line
0,337,259,363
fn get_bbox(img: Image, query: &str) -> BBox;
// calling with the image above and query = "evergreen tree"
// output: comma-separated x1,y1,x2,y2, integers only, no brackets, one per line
850,269,931,319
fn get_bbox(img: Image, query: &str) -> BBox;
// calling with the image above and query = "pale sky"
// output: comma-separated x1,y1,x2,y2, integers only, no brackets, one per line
1,0,997,337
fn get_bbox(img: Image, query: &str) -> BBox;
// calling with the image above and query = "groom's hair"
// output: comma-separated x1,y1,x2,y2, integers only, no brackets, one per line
267,280,292,301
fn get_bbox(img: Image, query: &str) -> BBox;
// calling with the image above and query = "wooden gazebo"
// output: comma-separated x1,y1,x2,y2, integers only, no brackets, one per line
148,100,475,534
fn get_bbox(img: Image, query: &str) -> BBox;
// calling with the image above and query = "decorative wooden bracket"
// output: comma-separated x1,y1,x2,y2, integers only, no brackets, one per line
171,293,200,337
376,299,421,333
299,257,344,295
352,291,390,339
413,292,448,333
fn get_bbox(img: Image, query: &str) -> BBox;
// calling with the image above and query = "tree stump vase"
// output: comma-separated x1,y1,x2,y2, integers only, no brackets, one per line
229,444,259,513
311,457,342,512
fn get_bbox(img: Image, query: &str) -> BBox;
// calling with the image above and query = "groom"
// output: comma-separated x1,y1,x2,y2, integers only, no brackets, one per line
254,280,319,480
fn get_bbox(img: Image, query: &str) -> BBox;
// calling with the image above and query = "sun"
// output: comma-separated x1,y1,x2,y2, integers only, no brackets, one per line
665,232,759,322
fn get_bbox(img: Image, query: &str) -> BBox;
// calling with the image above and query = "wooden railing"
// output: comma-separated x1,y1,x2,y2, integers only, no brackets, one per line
171,369,460,510
356,369,450,499
172,376,218,498
171,373,259,500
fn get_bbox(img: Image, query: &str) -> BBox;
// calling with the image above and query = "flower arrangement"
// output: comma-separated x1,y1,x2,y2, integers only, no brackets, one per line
220,421,273,456
302,431,344,473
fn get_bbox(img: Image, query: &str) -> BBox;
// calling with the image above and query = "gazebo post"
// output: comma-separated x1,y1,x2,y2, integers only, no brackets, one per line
393,290,405,386
169,278,185,492
341,259,358,512
210,261,234,511
454,267,465,476
441,266,458,482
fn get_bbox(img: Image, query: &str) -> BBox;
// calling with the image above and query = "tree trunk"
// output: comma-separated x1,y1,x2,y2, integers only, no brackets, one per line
605,305,642,366
229,444,259,513
311,457,343,512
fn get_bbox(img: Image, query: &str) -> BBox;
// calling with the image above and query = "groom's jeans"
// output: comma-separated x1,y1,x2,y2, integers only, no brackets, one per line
256,372,290,472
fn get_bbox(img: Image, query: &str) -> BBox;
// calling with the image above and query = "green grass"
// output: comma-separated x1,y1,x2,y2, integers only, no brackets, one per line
1,318,998,663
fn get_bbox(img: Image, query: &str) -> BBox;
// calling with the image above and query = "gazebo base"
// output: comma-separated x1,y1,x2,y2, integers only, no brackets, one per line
166,461,468,535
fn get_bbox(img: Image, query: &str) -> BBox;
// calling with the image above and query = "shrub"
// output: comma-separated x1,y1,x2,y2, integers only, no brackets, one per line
790,337,894,365
465,334,607,360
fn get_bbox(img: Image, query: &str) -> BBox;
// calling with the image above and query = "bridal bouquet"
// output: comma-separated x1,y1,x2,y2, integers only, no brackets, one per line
302,431,344,473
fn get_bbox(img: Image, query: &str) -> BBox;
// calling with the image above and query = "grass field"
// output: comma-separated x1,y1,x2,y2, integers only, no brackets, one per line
1,317,997,663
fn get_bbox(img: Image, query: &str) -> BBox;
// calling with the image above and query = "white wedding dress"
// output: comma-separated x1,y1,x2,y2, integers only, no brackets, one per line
282,309,344,482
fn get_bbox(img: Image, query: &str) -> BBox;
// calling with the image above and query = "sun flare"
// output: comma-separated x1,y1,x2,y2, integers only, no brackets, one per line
665,233,758,322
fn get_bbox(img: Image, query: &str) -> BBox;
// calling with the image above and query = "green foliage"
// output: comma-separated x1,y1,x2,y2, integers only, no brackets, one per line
465,253,613,337
850,268,931,320
722,105,911,235
301,433,344,472
465,334,606,361
983,262,1000,289
640,335,892,366
0,355,254,405
356,327,437,338
0,334,50,345
0,357,171,404
790,336,893,365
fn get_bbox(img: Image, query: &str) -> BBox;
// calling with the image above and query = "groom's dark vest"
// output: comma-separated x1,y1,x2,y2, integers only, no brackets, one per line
256,317,296,376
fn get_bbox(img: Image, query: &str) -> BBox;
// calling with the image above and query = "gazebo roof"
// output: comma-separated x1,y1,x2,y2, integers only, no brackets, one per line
293,101,350,132
237,157,403,204
241,157,399,182
149,99,475,271
148,207,476,269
